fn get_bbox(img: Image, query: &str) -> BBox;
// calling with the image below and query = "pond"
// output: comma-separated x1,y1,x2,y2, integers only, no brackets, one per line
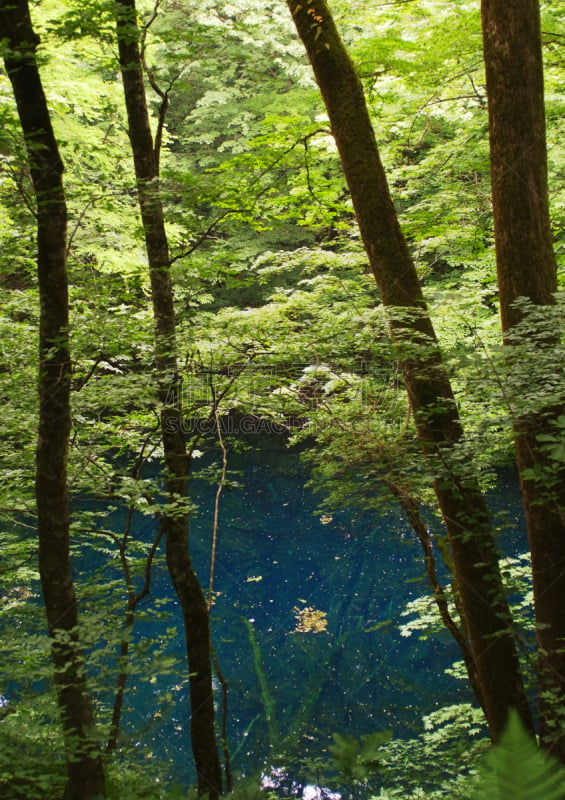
96,434,526,795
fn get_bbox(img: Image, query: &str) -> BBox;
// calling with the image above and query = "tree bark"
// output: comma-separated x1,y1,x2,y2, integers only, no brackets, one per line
481,0,565,759
0,2,106,798
286,0,533,742
113,1,222,794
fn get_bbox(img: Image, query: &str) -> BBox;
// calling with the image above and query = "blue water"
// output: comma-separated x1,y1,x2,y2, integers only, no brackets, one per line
0,426,529,799
0,432,520,797
81,436,525,794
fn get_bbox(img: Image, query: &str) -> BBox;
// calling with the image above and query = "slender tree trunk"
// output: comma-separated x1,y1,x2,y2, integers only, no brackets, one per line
286,0,532,742
113,1,222,794
0,2,106,798
481,0,565,759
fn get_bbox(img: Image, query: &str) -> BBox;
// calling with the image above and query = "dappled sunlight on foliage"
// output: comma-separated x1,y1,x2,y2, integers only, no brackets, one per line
1,0,565,794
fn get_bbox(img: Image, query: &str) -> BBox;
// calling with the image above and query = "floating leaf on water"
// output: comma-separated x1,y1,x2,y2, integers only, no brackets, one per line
292,605,328,633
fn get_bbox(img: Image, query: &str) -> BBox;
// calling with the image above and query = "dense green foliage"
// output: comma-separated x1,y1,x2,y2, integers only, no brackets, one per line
1,0,565,796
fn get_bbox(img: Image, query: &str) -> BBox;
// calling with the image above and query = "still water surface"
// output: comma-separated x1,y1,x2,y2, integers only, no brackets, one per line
95,436,526,793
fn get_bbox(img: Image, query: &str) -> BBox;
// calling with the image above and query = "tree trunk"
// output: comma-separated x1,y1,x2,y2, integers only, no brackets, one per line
0,2,106,798
114,1,222,794
481,0,565,759
286,0,532,742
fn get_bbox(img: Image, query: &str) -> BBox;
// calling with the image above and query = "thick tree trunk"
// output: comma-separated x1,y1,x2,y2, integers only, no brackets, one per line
287,0,533,742
0,2,106,798
114,1,222,794
481,0,565,759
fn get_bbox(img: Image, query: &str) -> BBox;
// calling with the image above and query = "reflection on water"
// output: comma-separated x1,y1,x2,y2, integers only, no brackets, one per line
85,438,526,792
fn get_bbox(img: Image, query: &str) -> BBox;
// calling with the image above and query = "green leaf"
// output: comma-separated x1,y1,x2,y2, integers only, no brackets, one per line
329,730,391,783
471,710,565,800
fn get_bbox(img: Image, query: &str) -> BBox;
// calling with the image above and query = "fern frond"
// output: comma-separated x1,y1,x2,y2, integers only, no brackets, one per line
471,710,565,800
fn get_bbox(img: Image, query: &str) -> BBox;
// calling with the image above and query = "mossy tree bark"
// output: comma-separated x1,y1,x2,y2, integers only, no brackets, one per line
114,0,222,795
482,0,565,759
0,2,106,797
286,0,532,742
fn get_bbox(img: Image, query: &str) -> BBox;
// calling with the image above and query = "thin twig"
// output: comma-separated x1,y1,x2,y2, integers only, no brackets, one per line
208,403,228,610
